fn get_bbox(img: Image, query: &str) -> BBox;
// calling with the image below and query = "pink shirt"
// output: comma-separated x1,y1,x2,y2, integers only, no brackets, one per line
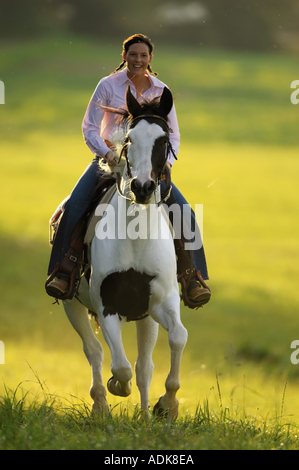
82,68,180,166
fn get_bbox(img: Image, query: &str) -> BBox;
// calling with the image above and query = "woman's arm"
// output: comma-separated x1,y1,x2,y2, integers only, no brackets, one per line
167,103,180,166
82,79,112,158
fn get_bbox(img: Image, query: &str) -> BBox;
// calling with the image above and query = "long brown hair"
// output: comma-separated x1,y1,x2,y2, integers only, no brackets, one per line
112,34,158,76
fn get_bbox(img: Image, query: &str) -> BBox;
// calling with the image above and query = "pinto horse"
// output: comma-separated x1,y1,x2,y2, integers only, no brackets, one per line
63,86,188,418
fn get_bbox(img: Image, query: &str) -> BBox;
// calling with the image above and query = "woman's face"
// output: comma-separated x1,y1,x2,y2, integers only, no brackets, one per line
123,42,152,79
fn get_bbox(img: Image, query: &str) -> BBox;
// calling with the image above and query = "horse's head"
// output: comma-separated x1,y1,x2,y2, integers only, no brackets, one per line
121,86,173,205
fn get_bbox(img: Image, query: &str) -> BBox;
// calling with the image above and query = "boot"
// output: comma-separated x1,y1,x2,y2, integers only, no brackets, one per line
46,275,70,297
174,237,211,309
187,279,211,305
45,240,83,300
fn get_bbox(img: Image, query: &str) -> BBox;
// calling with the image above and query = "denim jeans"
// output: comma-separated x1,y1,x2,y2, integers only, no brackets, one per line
48,157,102,274
48,158,209,280
164,182,209,280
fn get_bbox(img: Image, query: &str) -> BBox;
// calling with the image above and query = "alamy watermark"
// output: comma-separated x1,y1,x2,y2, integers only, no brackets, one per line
290,80,299,105
94,196,203,250
290,340,299,364
0,80,4,104
0,341,4,364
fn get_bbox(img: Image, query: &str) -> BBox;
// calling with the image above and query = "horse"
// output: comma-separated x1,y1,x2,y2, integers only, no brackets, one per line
62,86,188,419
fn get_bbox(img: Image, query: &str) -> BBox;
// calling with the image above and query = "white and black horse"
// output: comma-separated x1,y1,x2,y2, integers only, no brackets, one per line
63,87,188,418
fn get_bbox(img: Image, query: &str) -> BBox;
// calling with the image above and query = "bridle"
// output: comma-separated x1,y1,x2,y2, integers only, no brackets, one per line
115,114,177,206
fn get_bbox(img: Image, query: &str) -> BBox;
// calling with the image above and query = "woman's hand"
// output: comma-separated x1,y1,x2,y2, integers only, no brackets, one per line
161,161,172,181
166,161,172,172
105,150,118,168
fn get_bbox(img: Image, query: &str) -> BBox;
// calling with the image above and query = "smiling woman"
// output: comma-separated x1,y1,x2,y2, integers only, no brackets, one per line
123,43,153,97
113,34,158,76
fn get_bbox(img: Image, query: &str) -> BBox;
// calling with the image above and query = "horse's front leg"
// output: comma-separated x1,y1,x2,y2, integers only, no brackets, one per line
151,294,188,420
135,315,159,415
63,297,109,415
98,313,133,398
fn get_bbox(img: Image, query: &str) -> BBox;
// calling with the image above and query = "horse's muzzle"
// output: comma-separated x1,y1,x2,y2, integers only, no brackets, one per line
130,178,156,204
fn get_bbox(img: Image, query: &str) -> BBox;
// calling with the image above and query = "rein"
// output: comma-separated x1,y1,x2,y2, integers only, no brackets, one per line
115,114,177,206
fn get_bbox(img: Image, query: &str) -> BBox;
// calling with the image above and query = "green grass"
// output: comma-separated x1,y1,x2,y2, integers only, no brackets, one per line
0,378,298,450
0,34,299,449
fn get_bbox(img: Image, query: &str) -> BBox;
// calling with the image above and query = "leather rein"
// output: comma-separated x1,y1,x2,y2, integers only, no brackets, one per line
115,114,177,206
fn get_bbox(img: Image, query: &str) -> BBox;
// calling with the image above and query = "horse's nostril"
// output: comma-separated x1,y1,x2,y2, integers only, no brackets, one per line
131,179,142,193
131,179,156,202
144,180,156,194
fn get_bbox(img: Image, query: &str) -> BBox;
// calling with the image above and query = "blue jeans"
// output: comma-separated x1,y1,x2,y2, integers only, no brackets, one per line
48,158,209,280
164,182,209,280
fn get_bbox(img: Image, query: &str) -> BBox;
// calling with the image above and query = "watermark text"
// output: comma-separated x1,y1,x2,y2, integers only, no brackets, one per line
0,341,4,364
290,80,299,105
0,81,4,104
290,340,299,364
94,197,203,250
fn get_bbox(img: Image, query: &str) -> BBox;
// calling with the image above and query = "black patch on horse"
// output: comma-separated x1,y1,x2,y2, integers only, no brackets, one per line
151,135,168,179
125,86,173,182
100,268,155,322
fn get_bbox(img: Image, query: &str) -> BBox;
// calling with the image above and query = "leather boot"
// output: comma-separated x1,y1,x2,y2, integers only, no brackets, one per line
187,279,211,306
174,237,211,309
45,241,83,300
46,278,69,297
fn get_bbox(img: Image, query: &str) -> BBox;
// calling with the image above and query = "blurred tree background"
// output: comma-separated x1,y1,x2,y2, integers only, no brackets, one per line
1,0,299,53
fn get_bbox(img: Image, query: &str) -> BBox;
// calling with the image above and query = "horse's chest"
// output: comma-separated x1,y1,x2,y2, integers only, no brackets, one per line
100,268,155,322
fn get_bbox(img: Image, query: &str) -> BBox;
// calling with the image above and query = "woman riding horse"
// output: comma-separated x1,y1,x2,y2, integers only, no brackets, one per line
46,33,211,308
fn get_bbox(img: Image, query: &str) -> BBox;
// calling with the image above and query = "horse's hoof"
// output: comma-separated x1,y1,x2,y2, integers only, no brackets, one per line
153,396,179,420
107,376,131,397
153,397,168,418
90,385,110,415
91,401,110,416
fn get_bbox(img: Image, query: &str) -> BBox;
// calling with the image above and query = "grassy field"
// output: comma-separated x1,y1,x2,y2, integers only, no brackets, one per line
0,35,299,450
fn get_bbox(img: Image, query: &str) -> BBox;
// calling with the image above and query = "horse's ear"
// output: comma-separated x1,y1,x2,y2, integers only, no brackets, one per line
126,86,142,117
159,87,173,117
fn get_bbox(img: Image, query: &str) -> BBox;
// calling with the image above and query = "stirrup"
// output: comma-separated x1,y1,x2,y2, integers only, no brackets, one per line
178,269,211,309
45,263,78,301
